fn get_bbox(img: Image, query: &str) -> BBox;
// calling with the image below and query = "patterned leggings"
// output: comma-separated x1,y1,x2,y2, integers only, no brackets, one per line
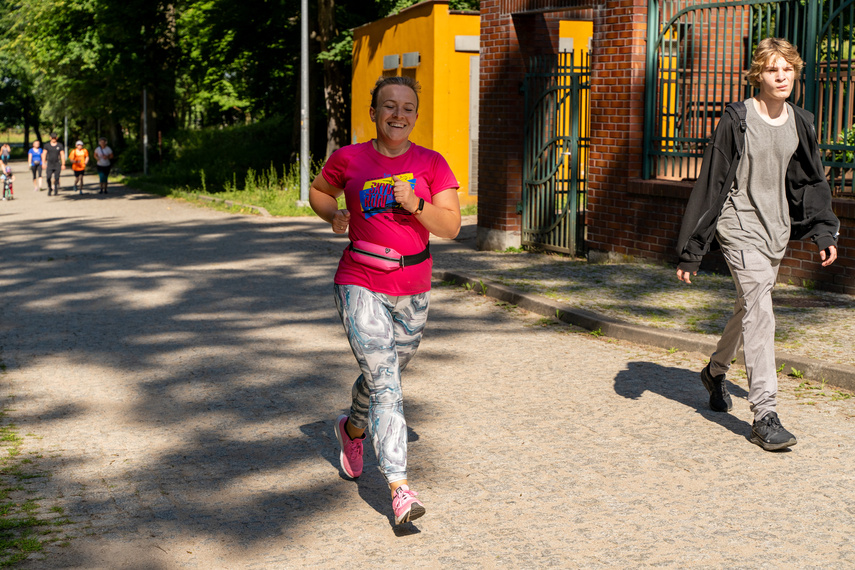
334,284,430,484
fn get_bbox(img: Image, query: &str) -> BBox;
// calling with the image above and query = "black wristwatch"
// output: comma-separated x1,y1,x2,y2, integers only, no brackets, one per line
413,197,425,215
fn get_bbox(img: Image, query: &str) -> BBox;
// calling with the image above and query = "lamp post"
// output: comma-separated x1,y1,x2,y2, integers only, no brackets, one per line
297,0,310,206
143,87,149,176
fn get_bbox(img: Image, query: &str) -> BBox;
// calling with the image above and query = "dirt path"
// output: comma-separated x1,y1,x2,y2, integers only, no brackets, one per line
1,168,853,568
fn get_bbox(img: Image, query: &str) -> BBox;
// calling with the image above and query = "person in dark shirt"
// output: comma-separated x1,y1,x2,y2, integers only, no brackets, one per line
43,133,66,196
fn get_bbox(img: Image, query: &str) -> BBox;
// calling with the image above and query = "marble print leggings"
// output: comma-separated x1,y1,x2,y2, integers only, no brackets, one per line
334,284,430,485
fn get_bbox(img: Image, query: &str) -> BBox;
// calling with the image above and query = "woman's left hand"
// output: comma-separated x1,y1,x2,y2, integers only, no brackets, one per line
391,174,417,213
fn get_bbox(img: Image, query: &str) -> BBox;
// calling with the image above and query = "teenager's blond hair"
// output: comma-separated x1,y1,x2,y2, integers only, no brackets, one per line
746,37,804,88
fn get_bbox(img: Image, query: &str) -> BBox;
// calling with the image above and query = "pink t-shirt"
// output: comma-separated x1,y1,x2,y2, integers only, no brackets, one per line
322,142,459,295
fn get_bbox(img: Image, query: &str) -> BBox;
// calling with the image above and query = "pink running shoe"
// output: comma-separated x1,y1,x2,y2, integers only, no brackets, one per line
392,484,425,525
334,415,363,478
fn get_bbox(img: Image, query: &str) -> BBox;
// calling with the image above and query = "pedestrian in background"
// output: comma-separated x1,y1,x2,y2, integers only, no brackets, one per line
675,38,839,451
27,140,44,192
68,140,89,195
94,137,114,194
43,133,65,196
1,166,14,200
0,143,10,167
310,76,461,524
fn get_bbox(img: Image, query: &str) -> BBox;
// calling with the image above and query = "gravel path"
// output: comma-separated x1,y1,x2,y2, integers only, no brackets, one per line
1,170,853,568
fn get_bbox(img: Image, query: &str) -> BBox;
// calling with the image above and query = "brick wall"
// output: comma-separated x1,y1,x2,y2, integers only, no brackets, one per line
585,0,648,257
477,0,523,250
477,0,855,294
623,180,855,294
583,0,855,295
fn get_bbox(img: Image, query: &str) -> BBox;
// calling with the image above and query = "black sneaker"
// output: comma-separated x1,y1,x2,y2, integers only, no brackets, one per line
700,364,733,412
750,412,797,451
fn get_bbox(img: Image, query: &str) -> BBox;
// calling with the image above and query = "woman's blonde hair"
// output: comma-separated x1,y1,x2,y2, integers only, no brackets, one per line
370,76,421,111
746,37,804,88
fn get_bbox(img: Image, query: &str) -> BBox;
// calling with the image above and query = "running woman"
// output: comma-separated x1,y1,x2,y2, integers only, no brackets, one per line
310,76,461,525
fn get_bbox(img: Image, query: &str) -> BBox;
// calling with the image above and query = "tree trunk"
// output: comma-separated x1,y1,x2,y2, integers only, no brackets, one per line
318,0,349,158
23,111,29,149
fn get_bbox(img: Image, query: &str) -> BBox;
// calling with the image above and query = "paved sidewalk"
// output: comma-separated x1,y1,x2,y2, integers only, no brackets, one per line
1,171,853,568
433,219,855,392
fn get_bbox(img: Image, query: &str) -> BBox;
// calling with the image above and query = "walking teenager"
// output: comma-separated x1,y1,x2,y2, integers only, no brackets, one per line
43,134,65,195
94,138,114,194
27,140,44,192
69,140,89,194
310,76,461,524
676,38,840,451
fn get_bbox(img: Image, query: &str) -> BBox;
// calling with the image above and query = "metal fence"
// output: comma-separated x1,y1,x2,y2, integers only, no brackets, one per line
522,51,590,255
644,0,855,197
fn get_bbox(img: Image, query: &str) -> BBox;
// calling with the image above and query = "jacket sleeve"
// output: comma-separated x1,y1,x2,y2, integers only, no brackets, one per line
675,113,736,273
787,114,841,251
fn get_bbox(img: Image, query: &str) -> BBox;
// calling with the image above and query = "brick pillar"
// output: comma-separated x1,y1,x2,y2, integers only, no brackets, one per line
477,1,590,251
586,0,648,257
477,0,526,251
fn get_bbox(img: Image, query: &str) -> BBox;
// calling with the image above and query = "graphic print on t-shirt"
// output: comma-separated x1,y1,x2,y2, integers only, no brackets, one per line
360,173,415,218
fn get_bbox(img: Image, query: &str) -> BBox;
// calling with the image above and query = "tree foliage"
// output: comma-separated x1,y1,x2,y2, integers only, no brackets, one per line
0,0,480,160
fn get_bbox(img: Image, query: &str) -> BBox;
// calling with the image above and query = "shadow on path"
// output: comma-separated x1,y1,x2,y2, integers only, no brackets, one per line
613,362,752,439
0,200,512,558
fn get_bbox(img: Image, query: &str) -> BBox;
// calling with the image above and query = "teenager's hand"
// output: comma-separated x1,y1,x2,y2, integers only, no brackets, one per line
820,245,838,267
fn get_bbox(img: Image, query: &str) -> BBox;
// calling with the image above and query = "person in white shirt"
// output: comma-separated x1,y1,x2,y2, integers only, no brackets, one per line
94,138,114,194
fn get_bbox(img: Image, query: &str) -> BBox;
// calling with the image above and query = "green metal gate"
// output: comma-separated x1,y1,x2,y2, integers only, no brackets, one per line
644,0,855,196
522,51,590,255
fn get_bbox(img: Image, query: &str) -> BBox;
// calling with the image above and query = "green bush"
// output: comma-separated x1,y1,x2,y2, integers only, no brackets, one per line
833,128,855,164
116,146,144,174
145,115,293,191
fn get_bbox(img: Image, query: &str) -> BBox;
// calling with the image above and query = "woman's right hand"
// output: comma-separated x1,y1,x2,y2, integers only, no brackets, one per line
332,209,350,234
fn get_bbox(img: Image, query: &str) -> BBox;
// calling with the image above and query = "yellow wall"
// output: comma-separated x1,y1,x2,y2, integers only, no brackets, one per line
558,21,594,189
351,1,480,205
351,12,591,207
558,20,593,59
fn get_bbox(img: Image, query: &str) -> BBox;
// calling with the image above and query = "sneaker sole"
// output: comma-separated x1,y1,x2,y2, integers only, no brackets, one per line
750,433,797,451
334,415,361,479
700,368,732,412
395,503,425,525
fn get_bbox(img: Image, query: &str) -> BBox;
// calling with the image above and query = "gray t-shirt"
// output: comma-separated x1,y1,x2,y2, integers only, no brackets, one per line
716,99,798,263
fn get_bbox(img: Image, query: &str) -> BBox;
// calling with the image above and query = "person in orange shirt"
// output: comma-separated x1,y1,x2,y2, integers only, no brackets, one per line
68,140,89,195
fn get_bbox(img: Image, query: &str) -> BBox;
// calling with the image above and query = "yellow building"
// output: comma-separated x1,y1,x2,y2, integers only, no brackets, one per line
351,1,480,206
351,4,593,208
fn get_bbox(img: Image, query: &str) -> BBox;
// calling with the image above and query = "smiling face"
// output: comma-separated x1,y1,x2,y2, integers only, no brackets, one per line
757,55,795,103
369,84,419,148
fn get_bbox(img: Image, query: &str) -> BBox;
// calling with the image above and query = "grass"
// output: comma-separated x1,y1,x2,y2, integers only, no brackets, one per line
460,203,477,216
117,116,477,219
0,362,75,566
127,160,470,219
121,160,345,217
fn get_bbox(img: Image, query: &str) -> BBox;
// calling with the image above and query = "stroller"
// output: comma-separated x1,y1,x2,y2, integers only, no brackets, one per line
2,167,13,200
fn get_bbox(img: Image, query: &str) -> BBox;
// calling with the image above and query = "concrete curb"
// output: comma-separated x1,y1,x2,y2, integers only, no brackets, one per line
435,270,855,393
195,194,271,217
